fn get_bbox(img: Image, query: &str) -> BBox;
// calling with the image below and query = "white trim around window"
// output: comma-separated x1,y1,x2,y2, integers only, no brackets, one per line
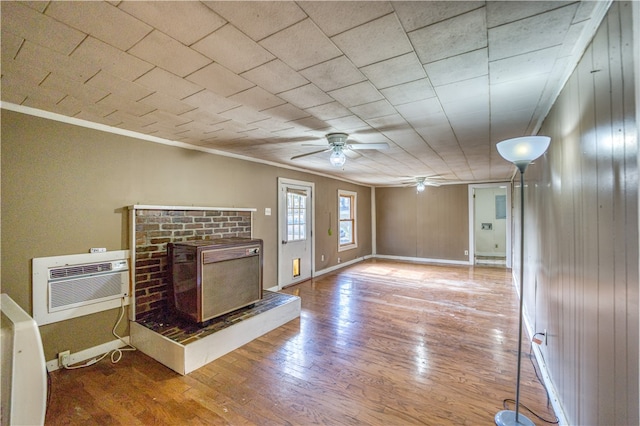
338,189,357,252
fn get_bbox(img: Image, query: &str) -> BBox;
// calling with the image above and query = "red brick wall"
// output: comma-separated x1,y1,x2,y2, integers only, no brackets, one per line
133,208,252,320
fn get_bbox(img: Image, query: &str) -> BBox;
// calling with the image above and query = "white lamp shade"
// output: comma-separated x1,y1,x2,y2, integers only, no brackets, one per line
496,136,550,166
329,149,346,167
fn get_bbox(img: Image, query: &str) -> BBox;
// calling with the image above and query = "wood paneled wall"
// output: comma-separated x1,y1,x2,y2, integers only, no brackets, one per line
522,2,638,424
375,185,468,261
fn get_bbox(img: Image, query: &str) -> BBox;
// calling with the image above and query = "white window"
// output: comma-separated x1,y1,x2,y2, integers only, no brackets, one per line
338,190,357,251
286,189,307,242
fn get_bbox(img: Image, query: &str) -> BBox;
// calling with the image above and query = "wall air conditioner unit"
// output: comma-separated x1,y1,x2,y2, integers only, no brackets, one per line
32,250,130,325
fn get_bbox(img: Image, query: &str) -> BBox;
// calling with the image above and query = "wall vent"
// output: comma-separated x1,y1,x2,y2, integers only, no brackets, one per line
33,251,130,325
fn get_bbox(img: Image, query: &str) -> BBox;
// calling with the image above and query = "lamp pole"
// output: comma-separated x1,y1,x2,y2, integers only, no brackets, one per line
495,136,550,426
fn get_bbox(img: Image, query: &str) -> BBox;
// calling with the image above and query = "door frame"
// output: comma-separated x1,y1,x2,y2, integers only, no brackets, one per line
468,182,512,268
277,177,315,290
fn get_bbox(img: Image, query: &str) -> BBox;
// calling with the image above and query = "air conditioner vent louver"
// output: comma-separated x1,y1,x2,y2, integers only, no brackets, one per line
49,262,113,279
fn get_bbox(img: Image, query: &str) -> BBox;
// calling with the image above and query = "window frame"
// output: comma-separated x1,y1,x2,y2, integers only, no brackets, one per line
338,189,357,251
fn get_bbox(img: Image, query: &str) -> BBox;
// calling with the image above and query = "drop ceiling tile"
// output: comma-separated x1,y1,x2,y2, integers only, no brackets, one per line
241,60,309,94
305,102,352,121
395,98,442,119
424,48,488,87
262,103,310,122
16,41,100,83
488,4,578,61
220,106,269,124
118,1,226,45
141,109,192,127
300,56,366,92
134,68,202,100
332,14,413,67
350,100,396,120
186,62,254,97
178,108,228,126
260,19,342,71
40,72,108,104
228,86,286,112
288,116,330,131
434,75,488,104
252,118,296,133
393,1,484,32
45,1,152,51
329,81,383,108
380,79,435,106
278,84,334,109
86,71,153,102
1,59,49,87
203,1,307,41
1,32,23,63
106,110,159,128
490,76,547,114
74,110,121,127
138,92,195,115
300,1,393,37
97,94,156,117
72,37,154,82
181,90,241,114
489,46,559,84
1,1,85,55
361,53,426,90
192,25,275,74
410,8,487,64
486,1,573,28
129,30,211,77
325,115,368,132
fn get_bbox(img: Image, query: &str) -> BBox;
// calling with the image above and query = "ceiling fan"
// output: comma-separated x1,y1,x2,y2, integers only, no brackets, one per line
403,176,444,192
290,132,389,167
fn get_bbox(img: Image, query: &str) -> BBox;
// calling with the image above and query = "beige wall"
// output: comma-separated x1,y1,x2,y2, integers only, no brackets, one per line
522,2,638,424
0,110,371,359
375,185,468,261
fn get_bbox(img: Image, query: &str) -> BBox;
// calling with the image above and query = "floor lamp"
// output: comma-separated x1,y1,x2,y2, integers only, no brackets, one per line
495,135,551,426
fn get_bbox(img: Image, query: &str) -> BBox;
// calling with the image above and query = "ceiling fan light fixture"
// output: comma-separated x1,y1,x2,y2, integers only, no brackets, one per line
329,149,346,167
416,182,426,192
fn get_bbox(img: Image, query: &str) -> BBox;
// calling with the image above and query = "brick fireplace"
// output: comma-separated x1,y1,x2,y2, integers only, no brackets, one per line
130,206,254,321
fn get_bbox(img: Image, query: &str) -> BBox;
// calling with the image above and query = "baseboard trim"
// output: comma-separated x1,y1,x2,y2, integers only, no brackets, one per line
373,254,472,266
46,337,130,372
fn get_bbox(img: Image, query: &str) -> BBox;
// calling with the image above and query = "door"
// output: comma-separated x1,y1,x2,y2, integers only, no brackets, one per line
468,183,511,268
278,178,314,289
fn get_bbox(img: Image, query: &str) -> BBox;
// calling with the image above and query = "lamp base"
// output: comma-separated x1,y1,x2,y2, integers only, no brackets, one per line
495,410,535,426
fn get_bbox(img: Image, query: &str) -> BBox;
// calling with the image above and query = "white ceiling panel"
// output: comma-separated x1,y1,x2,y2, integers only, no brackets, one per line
192,25,275,74
45,1,152,51
488,3,579,61
1,0,608,186
129,31,211,77
259,19,342,71
424,48,488,87
331,13,413,67
300,56,366,92
203,1,307,41
410,8,487,64
119,1,226,45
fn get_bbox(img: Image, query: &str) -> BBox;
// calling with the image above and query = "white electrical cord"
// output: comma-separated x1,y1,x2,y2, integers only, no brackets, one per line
63,298,136,370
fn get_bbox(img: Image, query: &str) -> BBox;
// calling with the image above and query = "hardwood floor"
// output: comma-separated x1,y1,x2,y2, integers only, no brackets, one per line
45,259,557,425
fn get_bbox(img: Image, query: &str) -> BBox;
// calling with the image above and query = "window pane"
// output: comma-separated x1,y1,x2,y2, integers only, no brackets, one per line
286,191,307,242
339,196,351,219
339,221,353,245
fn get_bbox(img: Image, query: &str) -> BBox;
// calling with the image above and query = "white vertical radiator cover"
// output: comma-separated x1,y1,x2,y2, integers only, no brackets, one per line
32,250,130,325
1,293,47,426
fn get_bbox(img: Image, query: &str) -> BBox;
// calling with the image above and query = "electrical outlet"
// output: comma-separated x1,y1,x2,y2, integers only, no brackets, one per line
58,350,70,367
464,250,469,256
321,254,325,261
337,257,341,263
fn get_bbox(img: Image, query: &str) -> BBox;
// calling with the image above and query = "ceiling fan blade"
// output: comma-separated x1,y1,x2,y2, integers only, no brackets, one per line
290,148,331,160
347,143,389,150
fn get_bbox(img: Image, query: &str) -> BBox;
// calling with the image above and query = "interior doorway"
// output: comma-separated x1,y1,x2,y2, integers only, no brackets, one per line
468,183,511,267
277,178,314,289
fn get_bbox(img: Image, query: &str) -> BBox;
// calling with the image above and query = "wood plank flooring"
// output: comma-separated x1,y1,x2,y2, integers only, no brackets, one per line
45,259,557,425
